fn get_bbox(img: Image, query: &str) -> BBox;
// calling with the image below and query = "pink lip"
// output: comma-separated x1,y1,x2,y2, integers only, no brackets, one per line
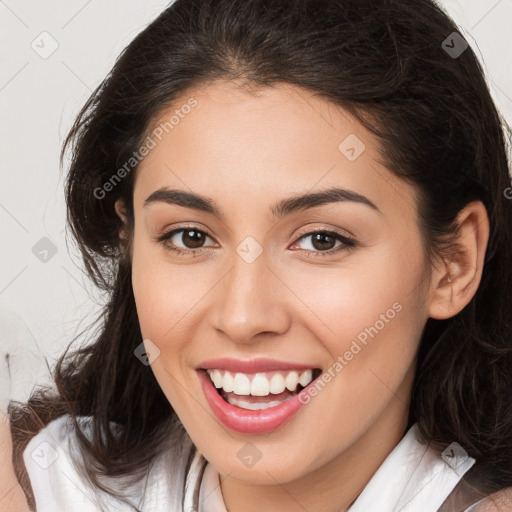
198,369,317,434
197,357,316,373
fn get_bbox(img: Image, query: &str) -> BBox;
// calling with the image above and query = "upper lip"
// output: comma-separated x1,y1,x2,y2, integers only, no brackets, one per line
196,358,318,373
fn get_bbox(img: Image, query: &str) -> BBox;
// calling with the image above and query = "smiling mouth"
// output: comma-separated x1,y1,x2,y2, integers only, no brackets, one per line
204,368,323,410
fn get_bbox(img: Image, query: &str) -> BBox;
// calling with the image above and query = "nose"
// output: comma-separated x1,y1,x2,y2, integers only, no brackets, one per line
213,249,291,344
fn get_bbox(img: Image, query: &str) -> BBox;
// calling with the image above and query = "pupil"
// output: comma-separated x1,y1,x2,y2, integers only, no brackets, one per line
312,233,335,251
183,229,205,248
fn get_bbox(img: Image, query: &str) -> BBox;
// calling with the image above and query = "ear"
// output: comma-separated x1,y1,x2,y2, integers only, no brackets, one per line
428,201,489,320
114,199,129,243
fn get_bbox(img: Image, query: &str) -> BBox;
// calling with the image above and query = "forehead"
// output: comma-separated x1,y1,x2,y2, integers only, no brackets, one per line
133,81,419,220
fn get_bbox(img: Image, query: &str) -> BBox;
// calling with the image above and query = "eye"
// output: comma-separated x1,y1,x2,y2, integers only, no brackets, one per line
155,225,356,258
289,229,356,258
156,226,217,256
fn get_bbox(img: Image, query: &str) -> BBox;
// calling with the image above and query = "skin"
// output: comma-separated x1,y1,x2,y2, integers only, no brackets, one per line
0,412,30,511
0,80,493,511
112,80,490,512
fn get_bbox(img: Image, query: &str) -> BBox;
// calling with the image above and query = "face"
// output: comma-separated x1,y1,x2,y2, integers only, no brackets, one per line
125,81,433,485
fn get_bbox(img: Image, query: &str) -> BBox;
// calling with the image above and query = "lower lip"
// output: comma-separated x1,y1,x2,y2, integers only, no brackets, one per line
198,370,315,434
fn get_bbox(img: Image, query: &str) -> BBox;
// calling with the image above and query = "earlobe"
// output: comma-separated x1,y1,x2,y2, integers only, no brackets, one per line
428,201,489,320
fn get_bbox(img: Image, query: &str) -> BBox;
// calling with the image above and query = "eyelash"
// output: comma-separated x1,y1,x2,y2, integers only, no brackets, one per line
155,225,357,258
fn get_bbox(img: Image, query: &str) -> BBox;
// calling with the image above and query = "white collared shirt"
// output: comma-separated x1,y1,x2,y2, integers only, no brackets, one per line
24,414,485,511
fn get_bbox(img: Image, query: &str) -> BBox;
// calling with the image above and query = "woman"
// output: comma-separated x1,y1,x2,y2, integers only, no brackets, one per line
3,0,512,510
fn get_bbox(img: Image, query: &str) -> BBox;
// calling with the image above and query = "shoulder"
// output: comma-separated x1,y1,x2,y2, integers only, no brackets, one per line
23,414,97,473
22,414,199,512
22,414,141,512
466,488,512,511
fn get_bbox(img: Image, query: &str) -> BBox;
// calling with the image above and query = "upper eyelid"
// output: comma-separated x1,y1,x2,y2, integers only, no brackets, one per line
294,224,354,240
159,224,216,241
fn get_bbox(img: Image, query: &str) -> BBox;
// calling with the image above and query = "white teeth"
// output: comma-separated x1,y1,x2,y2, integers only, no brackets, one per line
233,373,251,395
210,369,223,388
250,374,270,396
269,373,286,394
223,372,234,393
226,394,294,410
285,371,299,391
299,369,313,387
206,369,316,397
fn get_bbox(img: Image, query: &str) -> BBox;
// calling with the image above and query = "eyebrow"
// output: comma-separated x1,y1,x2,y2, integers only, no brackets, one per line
143,186,380,218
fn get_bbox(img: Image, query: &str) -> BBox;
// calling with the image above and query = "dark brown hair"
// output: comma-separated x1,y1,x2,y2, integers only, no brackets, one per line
9,0,512,509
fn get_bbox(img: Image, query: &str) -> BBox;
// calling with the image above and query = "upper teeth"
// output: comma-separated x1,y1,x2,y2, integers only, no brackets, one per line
206,369,314,396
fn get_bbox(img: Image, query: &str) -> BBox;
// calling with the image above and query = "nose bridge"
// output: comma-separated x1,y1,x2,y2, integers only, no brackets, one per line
213,241,289,343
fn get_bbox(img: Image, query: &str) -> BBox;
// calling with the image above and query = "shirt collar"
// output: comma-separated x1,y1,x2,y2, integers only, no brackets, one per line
188,423,476,512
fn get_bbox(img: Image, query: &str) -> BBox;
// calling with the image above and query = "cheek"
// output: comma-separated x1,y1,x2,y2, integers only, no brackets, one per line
282,240,427,349
130,234,193,348
279,239,428,411
130,238,208,409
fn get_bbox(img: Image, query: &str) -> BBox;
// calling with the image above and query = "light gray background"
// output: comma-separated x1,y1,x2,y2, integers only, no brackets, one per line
1,0,511,409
